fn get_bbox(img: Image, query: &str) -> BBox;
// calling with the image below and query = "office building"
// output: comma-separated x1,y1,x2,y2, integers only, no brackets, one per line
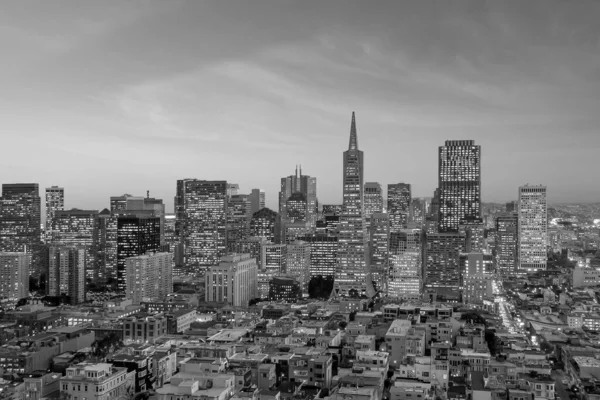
250,208,277,242
96,209,117,284
438,140,481,233
321,204,342,218
175,179,228,271
205,253,258,307
45,186,64,234
249,188,266,215
425,189,441,234
518,185,547,271
227,194,251,252
116,215,161,291
285,192,308,223
369,212,389,293
298,233,338,278
459,220,485,253
286,240,311,291
125,252,173,305
279,166,317,227
233,236,267,266
261,243,287,274
506,201,517,213
46,246,86,305
460,252,494,305
110,194,143,213
124,195,166,244
268,276,301,302
227,184,240,197
364,182,383,229
495,213,518,276
282,220,311,244
0,252,29,300
388,183,411,232
388,230,422,299
334,112,372,297
424,233,467,296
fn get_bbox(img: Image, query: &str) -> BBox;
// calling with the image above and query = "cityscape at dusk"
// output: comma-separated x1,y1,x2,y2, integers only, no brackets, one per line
1,2,600,400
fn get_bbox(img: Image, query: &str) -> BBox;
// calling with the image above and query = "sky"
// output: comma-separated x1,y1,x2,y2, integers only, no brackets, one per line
1,0,599,215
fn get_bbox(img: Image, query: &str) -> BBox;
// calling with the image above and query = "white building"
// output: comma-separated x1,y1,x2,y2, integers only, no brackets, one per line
0,252,29,300
518,185,547,271
125,252,172,305
60,363,135,400
205,253,257,307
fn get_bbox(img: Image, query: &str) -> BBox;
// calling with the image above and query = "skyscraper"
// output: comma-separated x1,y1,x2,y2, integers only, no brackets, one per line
333,112,372,297
388,183,411,232
47,246,86,305
110,194,143,212
495,212,518,276
175,179,228,271
388,229,422,300
51,209,98,279
286,240,311,292
45,186,64,235
125,252,172,305
249,189,266,215
279,166,317,227
369,212,389,293
0,252,29,300
226,194,251,252
518,185,547,271
424,232,466,299
285,192,308,223
124,196,166,244
363,182,383,229
409,198,427,226
250,208,278,242
297,233,338,278
116,215,161,291
438,140,481,233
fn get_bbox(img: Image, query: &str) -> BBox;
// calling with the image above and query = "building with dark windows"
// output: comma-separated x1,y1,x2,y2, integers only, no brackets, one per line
0,252,29,300
46,246,86,305
279,166,317,227
518,185,547,271
227,194,251,252
438,140,481,233
268,276,301,302
321,205,342,218
96,208,118,284
45,186,64,236
250,208,278,242
369,212,389,293
298,233,338,278
116,215,161,291
333,112,373,298
175,179,228,271
110,194,143,213
364,182,383,230
123,196,166,244
424,232,467,297
285,192,308,223
495,212,518,276
249,188,266,215
388,183,411,232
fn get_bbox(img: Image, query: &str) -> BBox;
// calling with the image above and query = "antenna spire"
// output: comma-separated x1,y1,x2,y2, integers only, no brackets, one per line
348,111,358,150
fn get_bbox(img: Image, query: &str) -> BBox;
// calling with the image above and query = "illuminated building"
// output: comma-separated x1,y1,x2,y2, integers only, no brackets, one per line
110,194,142,212
96,209,117,284
116,215,161,291
321,205,342,218
285,240,311,291
268,276,301,302
424,232,467,294
495,213,518,276
234,236,267,264
124,196,166,244
205,253,257,307
227,194,251,252
334,112,372,297
261,243,287,274
388,229,422,299
298,233,338,278
249,188,266,214
279,166,317,227
175,179,228,271
50,209,98,279
438,140,481,233
285,192,308,223
0,184,41,270
250,208,278,242
387,183,411,232
518,185,547,271
163,214,179,258
125,252,172,305
282,220,311,244
257,271,275,299
0,252,29,300
364,182,383,230
45,186,64,236
47,246,86,305
460,252,494,305
409,198,426,226
459,220,485,253
369,212,389,293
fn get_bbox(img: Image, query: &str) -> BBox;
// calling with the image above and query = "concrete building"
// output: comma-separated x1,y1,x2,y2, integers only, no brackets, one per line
385,319,426,367
518,185,547,271
573,267,600,288
388,183,411,232
60,363,134,400
45,186,64,235
47,246,86,304
460,252,493,305
125,251,172,305
0,252,29,300
285,241,311,291
369,212,389,293
363,182,383,230
424,233,466,296
205,253,258,307
122,315,168,343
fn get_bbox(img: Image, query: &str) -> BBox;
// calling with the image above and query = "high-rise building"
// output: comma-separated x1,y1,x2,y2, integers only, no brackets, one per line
163,214,179,259
334,112,372,297
0,252,29,300
125,252,172,305
175,179,228,271
424,233,467,298
227,184,240,197
50,209,98,279
438,140,481,233
96,209,117,284
282,221,311,244
518,185,547,271
286,241,311,292
268,277,301,302
495,213,518,276
459,220,485,253
227,194,251,252
261,243,287,274
364,182,383,229
321,205,342,218
116,215,161,291
388,229,422,300
45,186,64,234
387,183,411,232
46,246,86,305
409,198,427,226
125,196,166,244
249,189,266,215
425,189,441,234
460,252,494,305
205,253,258,307
298,234,338,278
250,208,278,242
0,184,41,270
505,201,517,213
234,236,267,264
369,212,389,293
285,192,308,223
110,194,143,213
279,166,317,227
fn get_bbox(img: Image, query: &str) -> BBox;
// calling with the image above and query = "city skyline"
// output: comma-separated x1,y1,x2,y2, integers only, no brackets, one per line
2,1,600,214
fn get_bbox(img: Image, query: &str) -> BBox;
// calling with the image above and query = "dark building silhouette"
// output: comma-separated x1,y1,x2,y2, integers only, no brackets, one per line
250,208,278,243
268,276,301,302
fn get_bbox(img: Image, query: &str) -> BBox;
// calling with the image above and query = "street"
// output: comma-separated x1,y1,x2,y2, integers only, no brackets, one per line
552,370,572,400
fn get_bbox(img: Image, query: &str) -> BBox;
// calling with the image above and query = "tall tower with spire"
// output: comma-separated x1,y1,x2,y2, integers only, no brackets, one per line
278,165,317,227
333,112,374,298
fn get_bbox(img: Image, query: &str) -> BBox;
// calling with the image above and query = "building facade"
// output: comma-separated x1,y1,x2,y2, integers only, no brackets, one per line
205,253,258,307
279,166,317,228
45,186,64,236
518,185,547,271
125,252,173,305
364,182,383,230
47,246,86,304
388,183,411,232
0,252,29,299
